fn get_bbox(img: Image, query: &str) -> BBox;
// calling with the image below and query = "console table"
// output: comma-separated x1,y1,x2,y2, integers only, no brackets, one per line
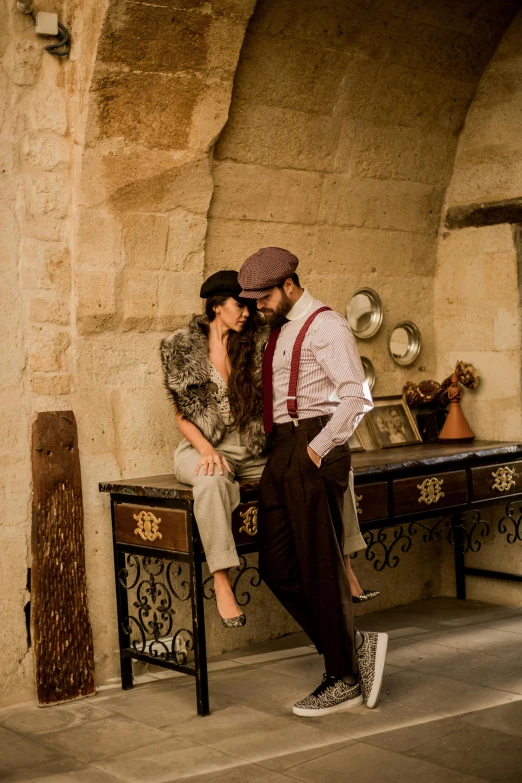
100,440,522,716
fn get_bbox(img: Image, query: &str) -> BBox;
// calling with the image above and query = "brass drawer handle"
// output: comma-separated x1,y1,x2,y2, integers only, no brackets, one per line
491,466,516,493
417,477,445,505
133,510,163,542
355,494,363,515
239,506,258,536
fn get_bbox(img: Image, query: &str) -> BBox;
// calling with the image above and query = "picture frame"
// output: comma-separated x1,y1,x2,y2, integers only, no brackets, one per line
348,428,366,453
367,395,422,449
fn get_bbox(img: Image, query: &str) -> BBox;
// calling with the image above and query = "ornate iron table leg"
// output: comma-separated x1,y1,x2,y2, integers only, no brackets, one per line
188,509,209,716
112,498,134,690
451,514,467,600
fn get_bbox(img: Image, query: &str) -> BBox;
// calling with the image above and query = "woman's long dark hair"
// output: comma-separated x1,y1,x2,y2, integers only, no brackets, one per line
205,296,264,431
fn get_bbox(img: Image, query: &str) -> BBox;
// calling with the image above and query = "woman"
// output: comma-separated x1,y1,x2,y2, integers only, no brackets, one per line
161,271,378,626
161,271,267,626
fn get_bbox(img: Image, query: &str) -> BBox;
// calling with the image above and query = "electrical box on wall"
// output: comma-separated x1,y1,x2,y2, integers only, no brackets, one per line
35,12,59,36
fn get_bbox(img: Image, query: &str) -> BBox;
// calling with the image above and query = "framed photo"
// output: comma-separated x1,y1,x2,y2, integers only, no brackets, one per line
348,428,366,453
367,396,422,449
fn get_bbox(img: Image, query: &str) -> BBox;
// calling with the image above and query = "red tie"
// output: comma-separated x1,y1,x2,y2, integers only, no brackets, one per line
262,326,282,433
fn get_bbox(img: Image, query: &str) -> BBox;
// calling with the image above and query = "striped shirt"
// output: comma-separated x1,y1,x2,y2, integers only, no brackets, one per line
272,289,374,457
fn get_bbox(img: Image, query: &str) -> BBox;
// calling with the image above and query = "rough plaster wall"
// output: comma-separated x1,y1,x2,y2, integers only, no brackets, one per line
435,12,522,606
207,0,519,398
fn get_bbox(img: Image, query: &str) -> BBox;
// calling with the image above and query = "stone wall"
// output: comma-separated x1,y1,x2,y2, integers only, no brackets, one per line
207,0,519,396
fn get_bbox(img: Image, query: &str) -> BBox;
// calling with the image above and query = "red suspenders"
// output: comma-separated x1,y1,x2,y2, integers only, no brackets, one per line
286,306,331,419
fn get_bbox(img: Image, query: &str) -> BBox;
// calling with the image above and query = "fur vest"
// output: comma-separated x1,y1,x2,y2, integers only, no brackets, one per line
160,316,269,457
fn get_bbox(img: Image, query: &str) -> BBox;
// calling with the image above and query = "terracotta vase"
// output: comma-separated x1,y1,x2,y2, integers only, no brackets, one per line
438,373,475,443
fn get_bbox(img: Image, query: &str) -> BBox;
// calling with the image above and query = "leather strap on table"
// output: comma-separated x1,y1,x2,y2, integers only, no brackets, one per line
287,306,331,419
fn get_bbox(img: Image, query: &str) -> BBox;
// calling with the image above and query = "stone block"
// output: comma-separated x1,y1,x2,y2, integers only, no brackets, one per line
157,271,203,328
91,69,202,150
215,100,342,172
362,63,473,134
21,214,63,242
76,270,117,333
333,118,357,172
438,225,515,260
121,270,159,330
107,157,213,215
387,17,495,82
11,38,42,86
207,15,250,71
29,294,70,326
232,32,351,114
22,134,70,172
204,217,317,276
437,349,521,401
433,299,495,353
249,0,391,58
187,77,238,152
110,387,177,460
76,333,166,391
74,391,117,456
493,305,520,352
333,178,443,234
97,3,211,73
435,249,517,302
210,161,323,224
24,172,70,218
77,210,122,269
30,373,71,396
315,225,414,277
165,210,207,271
28,328,70,373
20,239,71,291
122,214,169,270
31,88,68,135
447,152,522,206
351,124,455,185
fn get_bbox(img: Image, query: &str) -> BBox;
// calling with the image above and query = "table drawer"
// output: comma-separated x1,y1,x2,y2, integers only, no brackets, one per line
115,503,189,552
471,461,522,501
354,482,389,522
393,470,467,516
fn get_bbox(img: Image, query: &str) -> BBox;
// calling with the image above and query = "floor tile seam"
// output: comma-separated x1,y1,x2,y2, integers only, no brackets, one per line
345,738,493,780
273,741,358,776
400,638,522,658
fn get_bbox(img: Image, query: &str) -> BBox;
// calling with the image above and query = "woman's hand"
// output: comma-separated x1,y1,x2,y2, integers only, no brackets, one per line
195,448,232,477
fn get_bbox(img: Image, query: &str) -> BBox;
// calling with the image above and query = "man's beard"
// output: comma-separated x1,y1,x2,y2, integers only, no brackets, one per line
261,291,292,329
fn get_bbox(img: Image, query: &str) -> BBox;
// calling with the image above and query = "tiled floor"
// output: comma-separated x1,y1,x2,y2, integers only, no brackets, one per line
2,598,522,782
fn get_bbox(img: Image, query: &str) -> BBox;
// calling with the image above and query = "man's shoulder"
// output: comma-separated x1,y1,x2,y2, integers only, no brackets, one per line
309,301,350,332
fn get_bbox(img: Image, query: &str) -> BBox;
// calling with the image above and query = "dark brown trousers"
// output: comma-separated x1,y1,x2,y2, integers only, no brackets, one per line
258,418,358,678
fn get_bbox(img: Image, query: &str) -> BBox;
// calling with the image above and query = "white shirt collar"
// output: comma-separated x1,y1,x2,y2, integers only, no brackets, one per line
286,288,314,321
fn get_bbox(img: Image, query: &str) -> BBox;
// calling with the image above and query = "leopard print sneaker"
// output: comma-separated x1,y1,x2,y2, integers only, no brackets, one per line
293,675,363,717
356,631,388,709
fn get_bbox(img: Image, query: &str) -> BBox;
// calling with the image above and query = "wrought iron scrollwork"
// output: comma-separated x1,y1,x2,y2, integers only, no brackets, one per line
447,511,490,553
232,555,261,606
203,555,262,606
118,554,193,662
498,503,522,544
362,525,412,570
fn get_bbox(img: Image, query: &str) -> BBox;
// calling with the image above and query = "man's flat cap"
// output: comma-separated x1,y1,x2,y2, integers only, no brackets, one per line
239,247,299,299
200,270,241,299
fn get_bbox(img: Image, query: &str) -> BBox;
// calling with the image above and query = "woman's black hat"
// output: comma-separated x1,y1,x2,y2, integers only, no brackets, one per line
200,270,241,299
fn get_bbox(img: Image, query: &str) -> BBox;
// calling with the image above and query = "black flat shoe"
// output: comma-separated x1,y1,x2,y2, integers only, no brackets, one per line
352,590,381,604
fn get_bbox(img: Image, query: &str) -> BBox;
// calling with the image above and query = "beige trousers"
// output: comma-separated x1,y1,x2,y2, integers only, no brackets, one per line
174,427,366,574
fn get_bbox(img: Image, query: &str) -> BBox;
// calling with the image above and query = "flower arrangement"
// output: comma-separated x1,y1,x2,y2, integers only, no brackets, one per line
403,361,480,443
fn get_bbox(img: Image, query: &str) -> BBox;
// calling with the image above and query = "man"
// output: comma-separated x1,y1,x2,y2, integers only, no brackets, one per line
238,247,388,717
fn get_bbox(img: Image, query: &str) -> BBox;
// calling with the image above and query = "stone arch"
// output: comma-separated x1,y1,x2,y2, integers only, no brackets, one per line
434,10,522,443
207,0,521,397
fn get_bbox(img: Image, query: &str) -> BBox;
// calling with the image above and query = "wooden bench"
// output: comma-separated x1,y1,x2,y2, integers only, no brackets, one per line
100,440,522,715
